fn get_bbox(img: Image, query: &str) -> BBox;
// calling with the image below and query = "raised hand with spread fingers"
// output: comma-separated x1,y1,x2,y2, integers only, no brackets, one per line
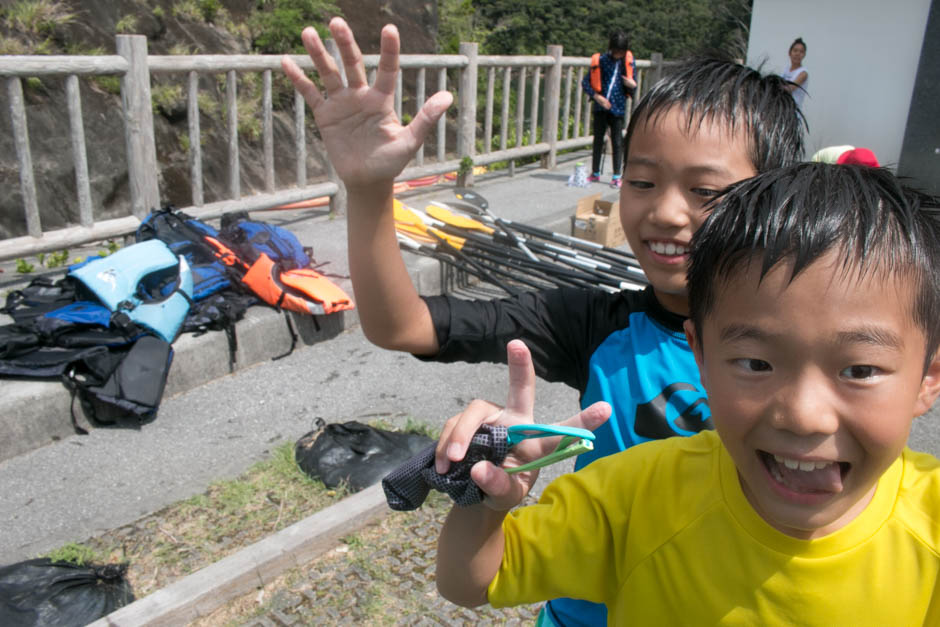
281,18,452,355
281,17,453,189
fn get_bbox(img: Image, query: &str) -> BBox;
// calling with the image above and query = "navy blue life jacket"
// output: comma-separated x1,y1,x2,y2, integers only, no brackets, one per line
136,206,232,301
219,212,313,270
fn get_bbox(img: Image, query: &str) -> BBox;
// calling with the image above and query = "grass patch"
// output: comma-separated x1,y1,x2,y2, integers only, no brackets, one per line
43,542,107,566
51,440,354,597
91,75,122,96
2,0,76,37
0,35,29,55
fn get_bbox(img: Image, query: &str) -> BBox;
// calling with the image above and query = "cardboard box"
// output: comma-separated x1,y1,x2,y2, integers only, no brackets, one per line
570,193,625,247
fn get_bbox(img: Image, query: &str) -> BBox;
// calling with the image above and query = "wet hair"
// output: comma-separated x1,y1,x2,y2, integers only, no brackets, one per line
623,57,806,173
608,31,630,53
789,37,806,53
687,163,940,368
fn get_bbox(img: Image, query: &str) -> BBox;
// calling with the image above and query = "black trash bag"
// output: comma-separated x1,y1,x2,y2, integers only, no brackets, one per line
295,419,434,492
0,558,135,627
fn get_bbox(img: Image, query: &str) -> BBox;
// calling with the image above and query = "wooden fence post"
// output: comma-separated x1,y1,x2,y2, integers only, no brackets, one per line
458,41,478,186
650,52,664,87
116,34,160,219
541,44,562,170
323,38,347,215
7,77,40,237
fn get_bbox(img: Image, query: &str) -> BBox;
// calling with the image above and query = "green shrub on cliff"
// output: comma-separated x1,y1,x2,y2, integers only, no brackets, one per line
249,0,340,54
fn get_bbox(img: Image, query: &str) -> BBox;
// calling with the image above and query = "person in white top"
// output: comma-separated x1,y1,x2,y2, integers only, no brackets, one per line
782,37,808,108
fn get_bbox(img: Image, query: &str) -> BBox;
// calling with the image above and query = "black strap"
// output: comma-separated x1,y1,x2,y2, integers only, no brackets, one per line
224,322,238,372
272,311,298,361
61,370,90,436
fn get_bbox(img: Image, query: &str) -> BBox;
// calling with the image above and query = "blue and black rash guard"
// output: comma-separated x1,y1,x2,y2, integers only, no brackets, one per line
421,285,712,626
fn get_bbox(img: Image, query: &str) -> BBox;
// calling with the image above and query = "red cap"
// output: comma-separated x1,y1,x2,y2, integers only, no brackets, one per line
836,147,879,167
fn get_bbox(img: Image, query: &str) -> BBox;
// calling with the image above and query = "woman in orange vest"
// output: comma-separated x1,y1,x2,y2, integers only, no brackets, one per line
581,31,636,188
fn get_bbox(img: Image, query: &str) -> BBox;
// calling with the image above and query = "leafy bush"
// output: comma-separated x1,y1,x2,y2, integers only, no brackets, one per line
115,14,138,34
199,0,222,22
151,83,185,117
249,0,339,54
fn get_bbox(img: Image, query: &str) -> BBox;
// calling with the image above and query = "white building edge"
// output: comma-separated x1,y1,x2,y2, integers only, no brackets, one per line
747,0,937,193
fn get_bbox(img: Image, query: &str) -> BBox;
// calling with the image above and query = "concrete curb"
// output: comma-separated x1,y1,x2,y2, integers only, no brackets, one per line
0,203,577,464
0,256,454,464
0,304,354,463
88,484,388,626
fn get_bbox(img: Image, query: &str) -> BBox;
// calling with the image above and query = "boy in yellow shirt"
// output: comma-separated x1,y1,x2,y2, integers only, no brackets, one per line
435,163,940,624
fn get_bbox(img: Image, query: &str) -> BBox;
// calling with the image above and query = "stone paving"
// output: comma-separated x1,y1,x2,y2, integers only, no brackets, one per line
236,493,542,626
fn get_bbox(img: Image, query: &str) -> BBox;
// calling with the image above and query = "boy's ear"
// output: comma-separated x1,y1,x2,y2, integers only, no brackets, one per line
914,351,940,417
683,319,707,384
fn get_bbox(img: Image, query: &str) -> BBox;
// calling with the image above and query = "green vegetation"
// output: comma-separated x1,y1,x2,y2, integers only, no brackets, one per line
249,0,340,54
91,75,122,96
457,155,474,177
44,542,107,566
2,0,75,36
169,42,196,56
15,258,34,274
437,0,489,54
152,83,185,117
64,43,106,56
115,14,138,34
15,247,92,274
198,0,222,23
52,440,354,595
0,35,29,54
438,0,752,60
96,239,120,258
172,0,225,23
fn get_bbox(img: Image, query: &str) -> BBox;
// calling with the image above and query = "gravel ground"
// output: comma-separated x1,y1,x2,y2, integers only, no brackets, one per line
195,493,543,626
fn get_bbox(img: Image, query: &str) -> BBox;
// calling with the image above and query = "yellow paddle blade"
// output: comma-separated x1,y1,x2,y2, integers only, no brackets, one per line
394,222,435,243
428,226,466,250
393,199,426,228
425,203,495,234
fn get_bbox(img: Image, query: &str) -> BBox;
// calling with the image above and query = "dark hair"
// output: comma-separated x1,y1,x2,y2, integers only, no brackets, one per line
789,37,806,53
623,57,806,174
687,163,940,369
608,31,630,53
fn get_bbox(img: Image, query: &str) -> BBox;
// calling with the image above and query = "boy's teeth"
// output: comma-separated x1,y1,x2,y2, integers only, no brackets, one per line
649,241,688,255
773,454,832,471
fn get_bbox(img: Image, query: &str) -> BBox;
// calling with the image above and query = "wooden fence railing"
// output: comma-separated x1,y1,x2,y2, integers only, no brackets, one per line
0,35,664,261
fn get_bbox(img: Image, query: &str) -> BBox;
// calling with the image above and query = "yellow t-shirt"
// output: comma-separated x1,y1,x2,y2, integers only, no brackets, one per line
488,430,940,625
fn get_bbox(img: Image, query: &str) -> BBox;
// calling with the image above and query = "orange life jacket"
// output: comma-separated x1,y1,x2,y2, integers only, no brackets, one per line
590,51,634,93
241,253,354,315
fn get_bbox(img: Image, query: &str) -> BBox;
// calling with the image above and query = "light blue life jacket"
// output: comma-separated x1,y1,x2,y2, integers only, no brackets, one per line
70,239,193,343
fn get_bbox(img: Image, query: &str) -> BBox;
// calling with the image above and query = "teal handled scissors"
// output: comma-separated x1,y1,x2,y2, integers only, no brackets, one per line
504,424,595,474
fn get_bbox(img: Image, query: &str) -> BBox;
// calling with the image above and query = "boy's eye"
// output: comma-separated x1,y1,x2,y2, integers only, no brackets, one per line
692,188,721,199
841,365,880,380
627,180,653,190
733,358,772,372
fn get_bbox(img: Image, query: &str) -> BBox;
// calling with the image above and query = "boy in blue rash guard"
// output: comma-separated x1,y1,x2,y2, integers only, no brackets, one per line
282,18,804,626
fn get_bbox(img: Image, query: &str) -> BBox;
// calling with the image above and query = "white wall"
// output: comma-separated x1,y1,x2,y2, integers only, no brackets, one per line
747,0,931,168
